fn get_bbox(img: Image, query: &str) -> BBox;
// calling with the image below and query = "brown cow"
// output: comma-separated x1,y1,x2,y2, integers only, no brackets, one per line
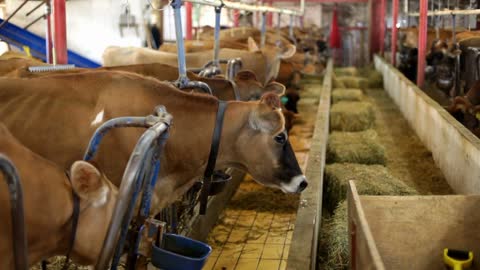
4,61,285,102
447,80,480,136
0,123,118,268
159,40,248,53
0,71,307,215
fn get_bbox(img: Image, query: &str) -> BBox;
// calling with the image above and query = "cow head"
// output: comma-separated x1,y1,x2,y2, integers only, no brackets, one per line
234,70,286,100
248,37,296,84
70,161,118,265
234,92,307,193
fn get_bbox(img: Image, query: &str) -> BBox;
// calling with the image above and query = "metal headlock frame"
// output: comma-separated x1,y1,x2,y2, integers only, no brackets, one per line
0,155,28,270
88,106,173,270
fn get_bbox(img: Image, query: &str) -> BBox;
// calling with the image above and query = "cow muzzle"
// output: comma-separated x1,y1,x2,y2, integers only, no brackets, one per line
280,175,308,193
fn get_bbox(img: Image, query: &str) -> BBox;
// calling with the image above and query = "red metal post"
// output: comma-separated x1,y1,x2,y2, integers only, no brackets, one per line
267,0,273,27
417,0,428,87
391,0,399,65
379,0,386,55
185,2,193,40
369,0,380,57
233,10,239,27
53,0,67,64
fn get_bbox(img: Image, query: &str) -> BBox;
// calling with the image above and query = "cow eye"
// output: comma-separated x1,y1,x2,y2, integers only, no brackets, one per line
274,132,287,145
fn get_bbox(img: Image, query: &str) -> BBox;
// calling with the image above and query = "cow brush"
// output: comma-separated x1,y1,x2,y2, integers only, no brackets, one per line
28,64,76,73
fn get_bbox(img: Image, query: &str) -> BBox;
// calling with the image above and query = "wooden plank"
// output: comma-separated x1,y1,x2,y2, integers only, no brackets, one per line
347,181,386,270
361,195,480,269
185,169,245,241
286,59,333,270
374,55,480,194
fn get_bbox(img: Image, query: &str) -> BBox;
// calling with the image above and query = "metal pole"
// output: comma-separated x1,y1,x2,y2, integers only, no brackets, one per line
45,1,53,64
0,0,29,29
26,0,46,17
267,0,273,27
0,155,28,270
185,2,193,40
261,12,267,48
24,14,45,30
379,0,386,56
405,0,410,27
171,0,189,86
417,0,428,87
233,10,239,27
213,5,223,66
53,0,68,64
392,0,399,66
277,12,281,29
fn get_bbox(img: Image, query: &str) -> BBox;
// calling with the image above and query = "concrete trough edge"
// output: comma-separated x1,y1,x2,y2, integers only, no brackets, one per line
286,59,333,270
374,55,480,194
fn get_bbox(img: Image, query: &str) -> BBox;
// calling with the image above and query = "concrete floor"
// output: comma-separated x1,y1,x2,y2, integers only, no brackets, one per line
203,80,321,270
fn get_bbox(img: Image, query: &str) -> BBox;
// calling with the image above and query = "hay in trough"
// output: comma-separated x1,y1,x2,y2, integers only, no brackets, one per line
336,76,369,89
31,257,90,270
335,67,358,76
366,70,383,88
320,201,348,270
326,130,386,165
228,185,299,213
330,101,375,131
324,163,418,213
331,88,364,103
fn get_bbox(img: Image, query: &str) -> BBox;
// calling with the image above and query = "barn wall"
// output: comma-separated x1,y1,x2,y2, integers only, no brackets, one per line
5,0,145,63
374,55,480,194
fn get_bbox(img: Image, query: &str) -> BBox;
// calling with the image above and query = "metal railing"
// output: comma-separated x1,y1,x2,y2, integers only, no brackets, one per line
84,106,173,270
184,0,304,16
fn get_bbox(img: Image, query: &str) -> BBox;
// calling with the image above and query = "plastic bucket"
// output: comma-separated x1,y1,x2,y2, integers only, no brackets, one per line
151,233,212,270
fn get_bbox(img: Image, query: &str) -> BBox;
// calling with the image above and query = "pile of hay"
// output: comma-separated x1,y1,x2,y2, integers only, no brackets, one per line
320,201,348,270
31,257,89,270
323,163,418,213
335,67,358,76
326,130,386,165
330,101,375,131
331,88,364,103
336,76,369,89
332,75,346,88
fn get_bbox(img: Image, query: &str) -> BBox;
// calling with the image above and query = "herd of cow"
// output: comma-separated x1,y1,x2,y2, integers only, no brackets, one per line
0,25,323,268
397,27,480,137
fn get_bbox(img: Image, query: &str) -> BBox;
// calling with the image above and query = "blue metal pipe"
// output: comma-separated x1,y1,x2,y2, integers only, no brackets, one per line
171,0,189,87
261,12,267,48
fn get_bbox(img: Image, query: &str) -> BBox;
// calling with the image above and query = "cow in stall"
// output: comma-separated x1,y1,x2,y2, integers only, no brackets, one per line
0,123,118,269
102,37,296,86
447,80,480,136
0,71,308,217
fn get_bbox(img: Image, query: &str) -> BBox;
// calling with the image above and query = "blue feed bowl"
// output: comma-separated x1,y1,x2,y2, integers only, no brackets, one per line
151,233,212,270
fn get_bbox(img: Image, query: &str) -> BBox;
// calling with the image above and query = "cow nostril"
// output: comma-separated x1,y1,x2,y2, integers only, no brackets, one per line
298,180,308,192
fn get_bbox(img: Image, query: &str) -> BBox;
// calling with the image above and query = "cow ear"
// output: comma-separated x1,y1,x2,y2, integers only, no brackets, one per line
259,92,282,109
248,37,260,52
214,74,226,79
264,82,286,96
235,70,258,82
448,96,470,113
70,161,107,204
249,96,284,133
279,44,296,59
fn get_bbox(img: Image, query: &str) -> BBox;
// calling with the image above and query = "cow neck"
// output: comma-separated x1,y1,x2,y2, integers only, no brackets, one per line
199,100,227,215
42,172,80,270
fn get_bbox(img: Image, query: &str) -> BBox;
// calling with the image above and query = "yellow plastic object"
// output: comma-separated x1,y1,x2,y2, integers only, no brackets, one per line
443,248,474,270
22,46,31,57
